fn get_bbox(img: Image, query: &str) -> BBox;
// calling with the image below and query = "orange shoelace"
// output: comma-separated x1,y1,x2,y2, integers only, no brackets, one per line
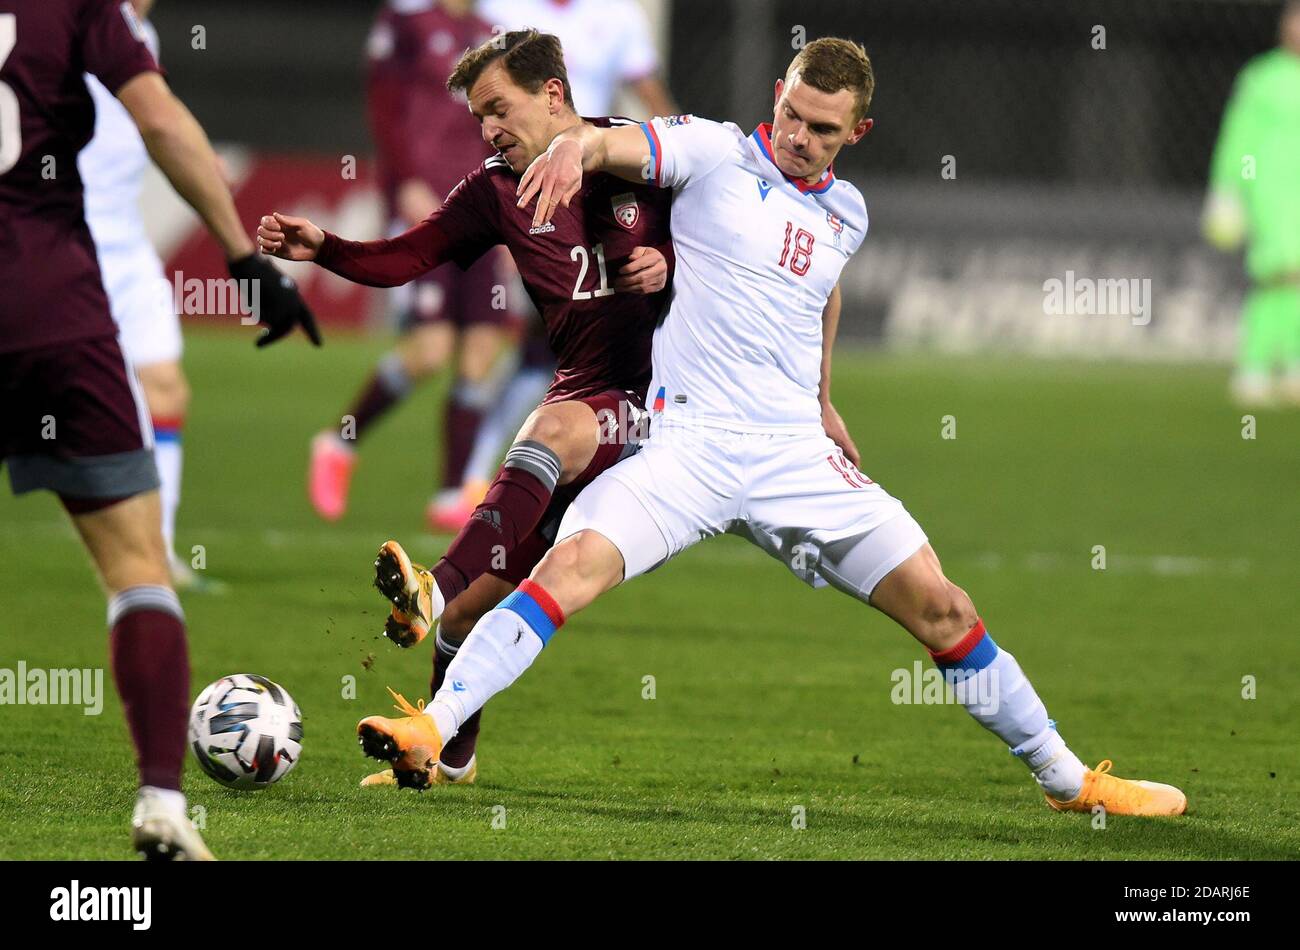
385,686,426,718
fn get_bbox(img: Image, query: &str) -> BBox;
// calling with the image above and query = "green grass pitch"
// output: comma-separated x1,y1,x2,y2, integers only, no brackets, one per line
1,330,1296,860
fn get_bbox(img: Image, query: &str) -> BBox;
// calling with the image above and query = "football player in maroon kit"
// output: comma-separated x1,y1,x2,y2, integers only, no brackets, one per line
308,0,513,530
258,29,672,788
0,0,316,858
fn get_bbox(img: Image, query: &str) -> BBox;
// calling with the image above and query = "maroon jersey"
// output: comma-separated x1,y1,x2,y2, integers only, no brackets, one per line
0,0,159,353
317,118,673,403
366,0,494,206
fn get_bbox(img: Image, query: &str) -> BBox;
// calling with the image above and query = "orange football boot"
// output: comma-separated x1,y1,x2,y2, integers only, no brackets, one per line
356,687,445,791
360,756,477,788
373,540,441,648
1045,759,1187,816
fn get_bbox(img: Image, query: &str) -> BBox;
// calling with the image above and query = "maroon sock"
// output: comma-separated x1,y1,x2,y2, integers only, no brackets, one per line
431,439,561,602
108,588,190,790
442,389,484,490
346,353,411,441
431,637,481,769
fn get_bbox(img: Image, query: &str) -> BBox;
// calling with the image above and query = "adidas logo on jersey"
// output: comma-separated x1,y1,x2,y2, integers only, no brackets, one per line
528,221,556,235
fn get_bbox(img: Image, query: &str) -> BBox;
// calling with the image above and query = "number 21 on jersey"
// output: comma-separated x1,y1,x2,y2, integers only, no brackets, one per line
570,242,614,300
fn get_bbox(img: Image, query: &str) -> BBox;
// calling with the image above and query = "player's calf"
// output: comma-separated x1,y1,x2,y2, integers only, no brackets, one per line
870,544,978,653
869,545,1187,814
530,530,625,615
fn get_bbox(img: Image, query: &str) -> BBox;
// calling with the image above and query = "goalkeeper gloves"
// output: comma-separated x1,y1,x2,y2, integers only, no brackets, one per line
228,254,323,348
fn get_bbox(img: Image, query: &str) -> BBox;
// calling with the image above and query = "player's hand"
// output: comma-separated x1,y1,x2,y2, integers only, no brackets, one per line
516,138,583,229
228,253,323,349
614,246,668,294
257,212,324,262
821,401,860,468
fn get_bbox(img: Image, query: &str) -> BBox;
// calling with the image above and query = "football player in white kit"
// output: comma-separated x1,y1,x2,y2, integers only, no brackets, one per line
357,38,1188,818
78,0,203,589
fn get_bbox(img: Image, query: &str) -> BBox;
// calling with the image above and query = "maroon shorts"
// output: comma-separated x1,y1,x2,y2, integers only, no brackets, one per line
487,387,647,585
399,253,509,332
1,335,159,501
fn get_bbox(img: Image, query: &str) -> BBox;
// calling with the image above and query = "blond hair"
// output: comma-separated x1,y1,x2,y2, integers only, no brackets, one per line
786,38,875,122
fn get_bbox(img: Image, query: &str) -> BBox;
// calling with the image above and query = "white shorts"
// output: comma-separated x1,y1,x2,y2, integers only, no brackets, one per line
98,243,182,368
557,420,929,602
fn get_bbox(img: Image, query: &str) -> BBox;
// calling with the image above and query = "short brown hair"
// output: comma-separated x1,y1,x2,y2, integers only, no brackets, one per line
786,37,875,123
447,28,574,108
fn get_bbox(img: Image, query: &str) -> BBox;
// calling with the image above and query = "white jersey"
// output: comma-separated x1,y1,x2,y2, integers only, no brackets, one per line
78,19,180,368
639,115,868,433
479,0,659,117
79,18,159,253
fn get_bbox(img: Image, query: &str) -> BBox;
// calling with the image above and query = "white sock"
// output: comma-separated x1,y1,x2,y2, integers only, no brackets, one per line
153,429,182,558
426,585,561,736
138,785,186,817
437,756,475,781
933,620,1086,801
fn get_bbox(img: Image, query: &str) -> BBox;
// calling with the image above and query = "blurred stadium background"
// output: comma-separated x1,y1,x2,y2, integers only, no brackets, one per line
143,0,1279,359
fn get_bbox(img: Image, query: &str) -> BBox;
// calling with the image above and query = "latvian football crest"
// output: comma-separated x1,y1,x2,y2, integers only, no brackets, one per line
612,193,640,230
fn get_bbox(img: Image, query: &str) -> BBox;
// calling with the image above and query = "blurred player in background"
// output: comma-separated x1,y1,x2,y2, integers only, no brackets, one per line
0,0,315,859
446,0,679,512
481,0,676,117
1203,0,1300,407
308,0,508,528
79,0,215,591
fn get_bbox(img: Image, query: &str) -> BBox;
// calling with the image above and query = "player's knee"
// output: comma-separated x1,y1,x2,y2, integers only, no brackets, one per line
404,348,444,378
458,333,502,382
535,535,582,584
919,579,978,646
141,364,190,419
157,374,190,419
532,530,620,603
520,409,566,450
400,331,450,377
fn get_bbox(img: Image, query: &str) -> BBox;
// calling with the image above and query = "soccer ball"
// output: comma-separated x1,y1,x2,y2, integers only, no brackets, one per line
188,674,303,790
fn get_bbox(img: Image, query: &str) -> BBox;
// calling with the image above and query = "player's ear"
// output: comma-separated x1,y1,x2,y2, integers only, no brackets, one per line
546,77,567,115
773,78,784,110
847,116,873,145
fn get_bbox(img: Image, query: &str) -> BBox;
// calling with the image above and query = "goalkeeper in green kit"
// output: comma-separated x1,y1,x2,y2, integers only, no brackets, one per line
1204,0,1300,406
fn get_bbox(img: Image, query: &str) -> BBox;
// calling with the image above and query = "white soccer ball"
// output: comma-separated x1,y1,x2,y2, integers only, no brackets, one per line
188,674,303,790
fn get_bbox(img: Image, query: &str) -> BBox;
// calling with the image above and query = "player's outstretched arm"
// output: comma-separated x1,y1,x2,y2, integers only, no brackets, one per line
117,73,250,260
117,72,321,347
260,213,459,290
517,124,651,228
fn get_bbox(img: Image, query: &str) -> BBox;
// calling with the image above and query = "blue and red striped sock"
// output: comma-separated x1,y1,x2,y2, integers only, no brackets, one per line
929,619,1085,800
427,580,565,740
